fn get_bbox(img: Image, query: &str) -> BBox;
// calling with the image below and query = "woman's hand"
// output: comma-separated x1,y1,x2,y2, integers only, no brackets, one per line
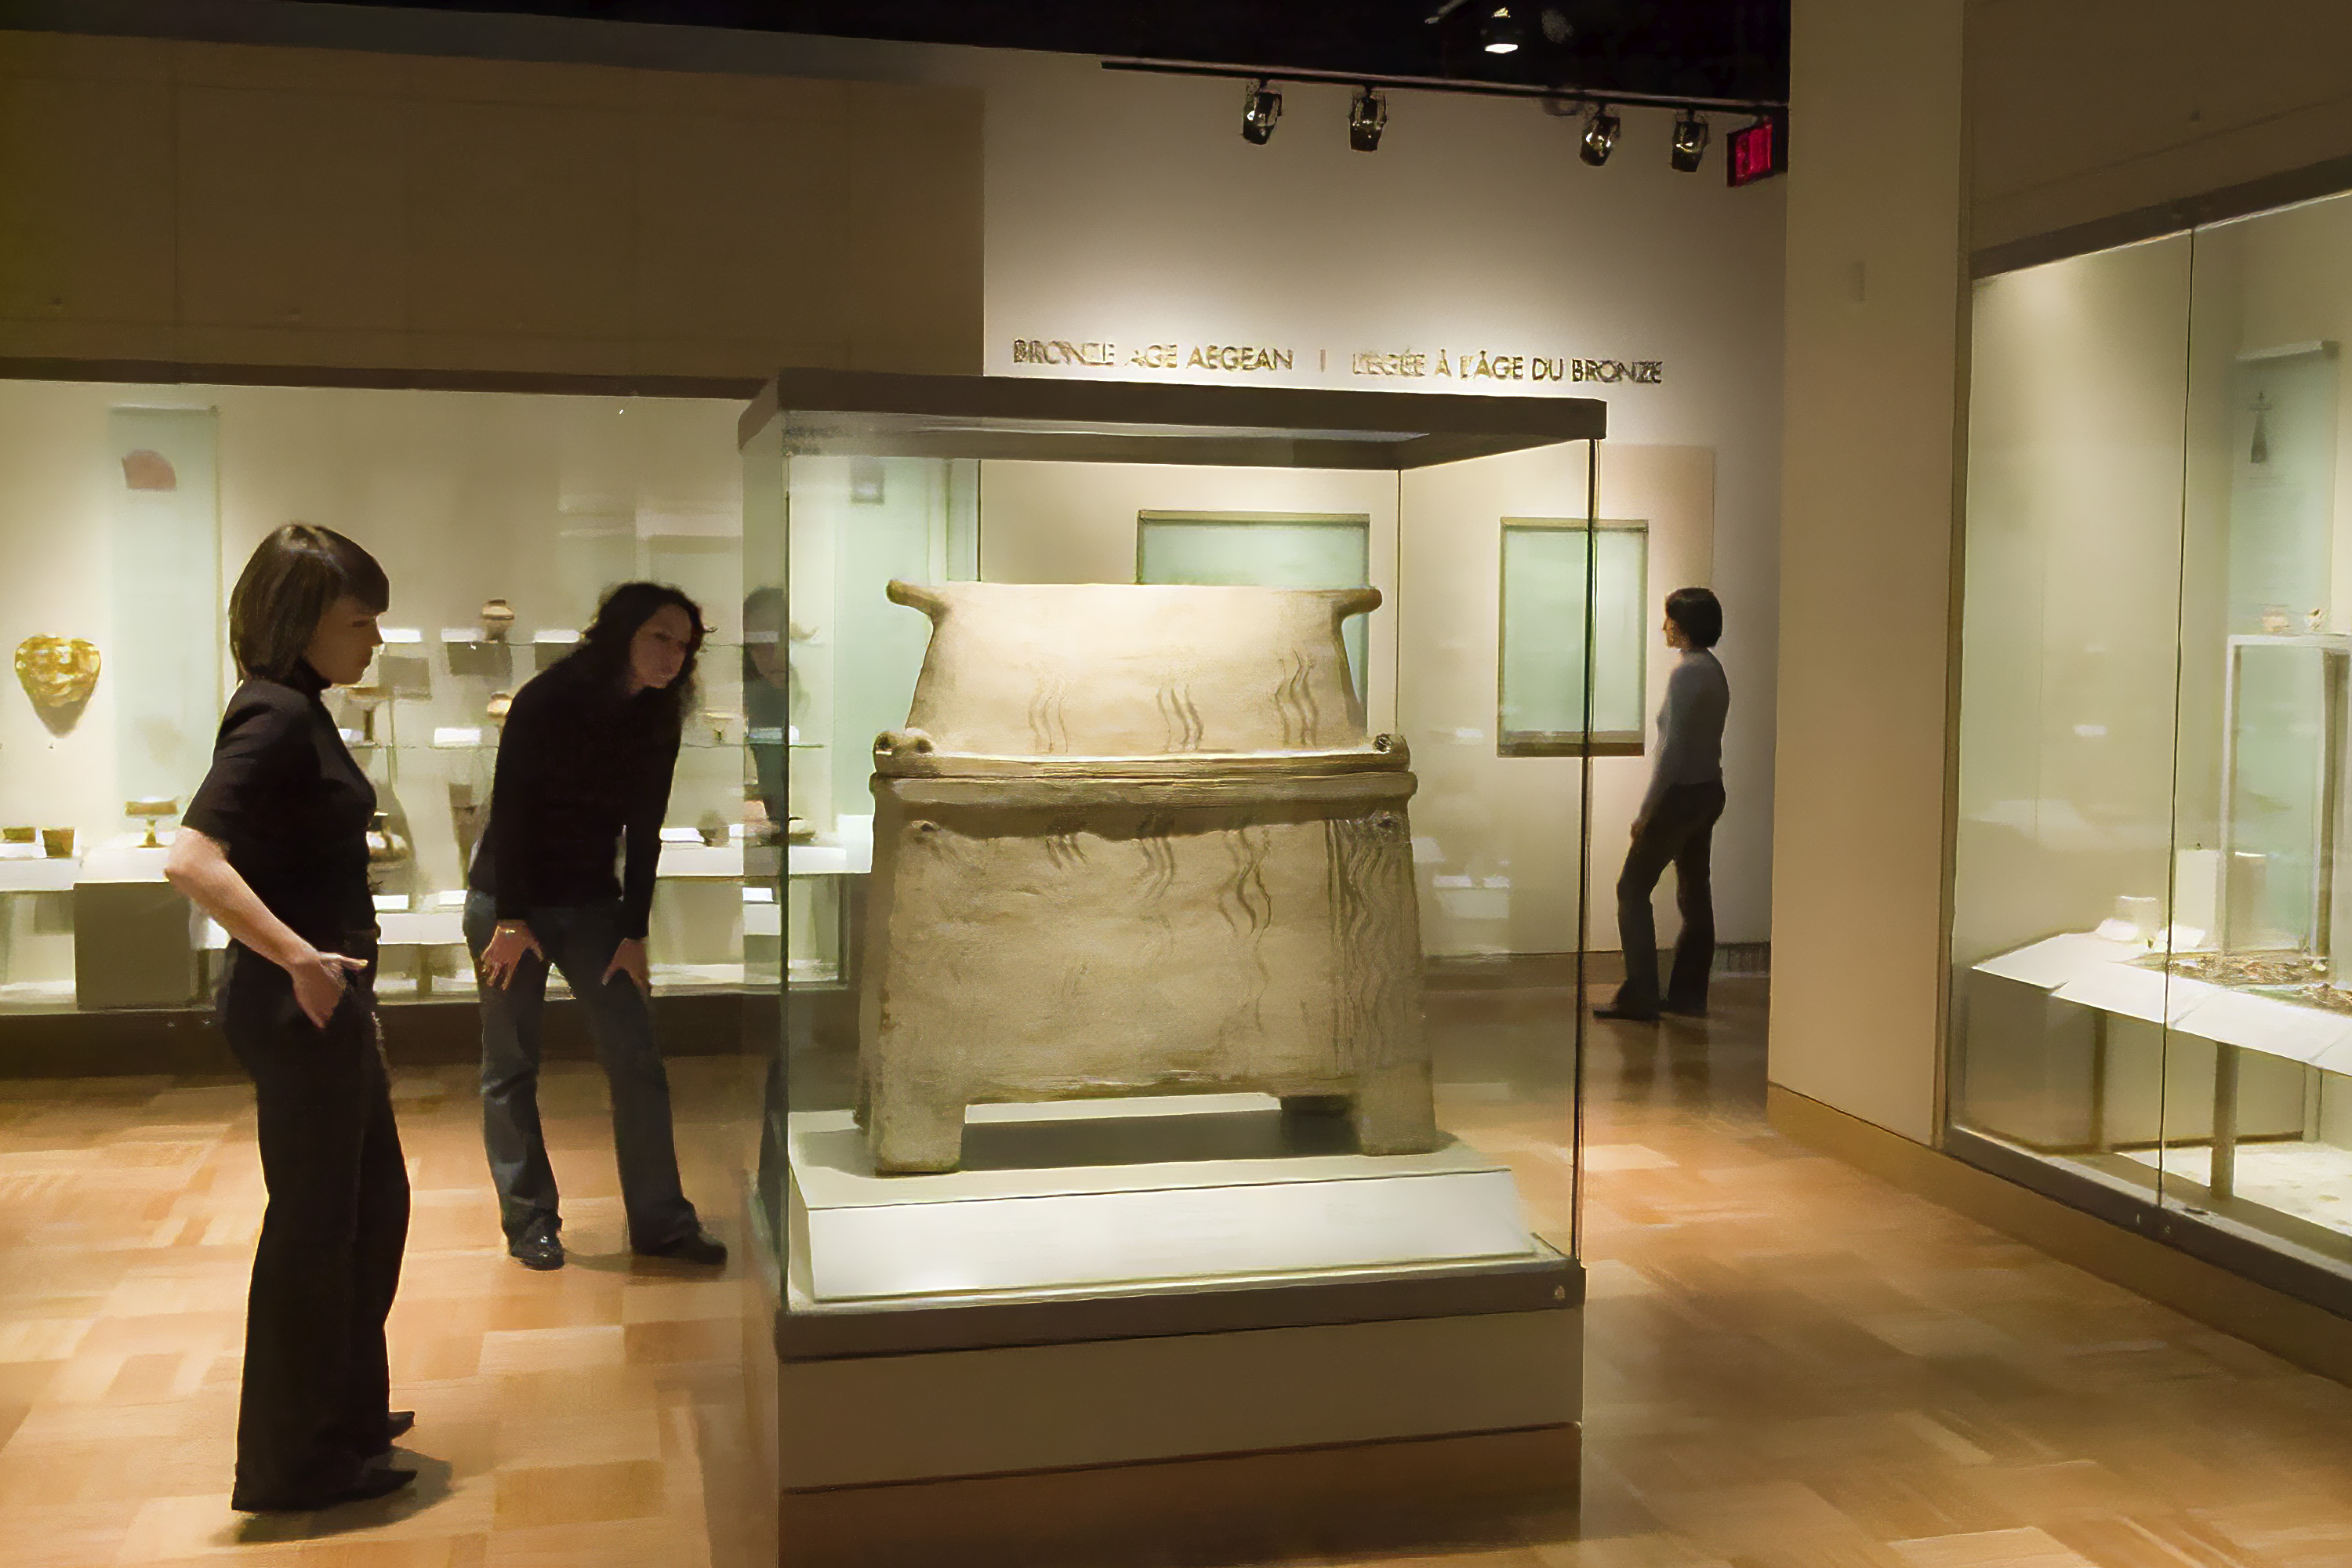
289,947,369,1029
479,922,545,989
602,937,651,994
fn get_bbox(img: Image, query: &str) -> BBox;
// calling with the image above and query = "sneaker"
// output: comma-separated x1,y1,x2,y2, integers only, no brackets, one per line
634,1227,727,1267
507,1218,564,1272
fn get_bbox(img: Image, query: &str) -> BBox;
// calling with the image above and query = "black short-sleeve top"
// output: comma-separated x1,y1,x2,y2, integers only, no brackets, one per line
183,662,377,949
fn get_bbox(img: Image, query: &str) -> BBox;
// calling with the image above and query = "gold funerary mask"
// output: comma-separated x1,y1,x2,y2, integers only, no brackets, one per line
15,637,100,711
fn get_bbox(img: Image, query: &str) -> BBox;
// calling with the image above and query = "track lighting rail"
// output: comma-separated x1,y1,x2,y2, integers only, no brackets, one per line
1099,56,1787,119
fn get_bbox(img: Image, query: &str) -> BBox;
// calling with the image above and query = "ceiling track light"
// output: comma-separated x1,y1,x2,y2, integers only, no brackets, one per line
1480,4,1525,53
1670,109,1710,172
1348,85,1388,152
1241,77,1282,144
1580,103,1620,166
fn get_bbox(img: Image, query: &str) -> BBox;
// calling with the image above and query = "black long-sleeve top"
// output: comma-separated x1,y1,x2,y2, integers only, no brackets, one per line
184,662,378,950
467,655,681,939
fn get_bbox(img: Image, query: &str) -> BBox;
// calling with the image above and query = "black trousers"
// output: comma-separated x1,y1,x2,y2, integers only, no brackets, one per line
1610,780,1726,1017
219,945,410,1506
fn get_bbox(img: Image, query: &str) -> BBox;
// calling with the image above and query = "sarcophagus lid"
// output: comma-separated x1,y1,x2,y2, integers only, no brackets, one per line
875,581,1403,774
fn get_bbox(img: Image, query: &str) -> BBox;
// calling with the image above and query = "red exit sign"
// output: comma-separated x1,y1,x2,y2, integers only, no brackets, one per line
1727,118,1785,187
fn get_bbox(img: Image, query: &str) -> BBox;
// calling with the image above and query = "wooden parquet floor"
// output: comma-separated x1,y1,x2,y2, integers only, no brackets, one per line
5,980,2352,1566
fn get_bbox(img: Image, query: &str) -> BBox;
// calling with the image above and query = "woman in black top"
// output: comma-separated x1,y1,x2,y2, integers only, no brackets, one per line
166,524,414,1512
465,582,726,1272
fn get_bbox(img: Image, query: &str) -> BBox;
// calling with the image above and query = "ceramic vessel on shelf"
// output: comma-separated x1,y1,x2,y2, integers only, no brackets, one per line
365,813,408,866
125,798,177,848
486,690,514,721
480,598,516,642
345,684,390,743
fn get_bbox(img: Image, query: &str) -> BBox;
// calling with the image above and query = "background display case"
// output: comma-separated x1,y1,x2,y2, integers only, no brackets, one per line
741,370,1606,1540
0,383,761,1017
1951,185,2352,1314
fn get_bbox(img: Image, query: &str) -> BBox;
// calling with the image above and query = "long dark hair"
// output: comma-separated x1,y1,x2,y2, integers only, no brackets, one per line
563,581,705,731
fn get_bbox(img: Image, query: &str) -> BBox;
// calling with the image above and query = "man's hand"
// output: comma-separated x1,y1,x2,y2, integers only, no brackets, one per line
479,922,545,989
602,937,651,994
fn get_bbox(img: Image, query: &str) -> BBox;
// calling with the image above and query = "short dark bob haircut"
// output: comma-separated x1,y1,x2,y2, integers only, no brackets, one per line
561,580,706,731
228,524,390,681
1664,586,1722,649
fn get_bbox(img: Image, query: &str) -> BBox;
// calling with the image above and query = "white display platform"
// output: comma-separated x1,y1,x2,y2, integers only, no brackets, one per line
378,909,466,946
789,1093,1544,1306
1974,932,2352,1073
0,858,77,894
655,841,743,878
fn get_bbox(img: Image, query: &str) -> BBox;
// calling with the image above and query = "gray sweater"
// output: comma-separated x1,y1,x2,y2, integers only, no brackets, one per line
1641,648,1729,821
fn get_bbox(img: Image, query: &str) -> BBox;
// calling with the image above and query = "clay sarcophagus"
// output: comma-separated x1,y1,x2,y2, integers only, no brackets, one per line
860,580,1438,1173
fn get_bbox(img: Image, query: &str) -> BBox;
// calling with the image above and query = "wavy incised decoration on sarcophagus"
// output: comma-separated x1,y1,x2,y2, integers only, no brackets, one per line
858,581,1436,1174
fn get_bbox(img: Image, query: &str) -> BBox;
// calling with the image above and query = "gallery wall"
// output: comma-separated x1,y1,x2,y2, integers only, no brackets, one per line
854,42,1788,949
0,28,982,380
1,3,1788,956
1968,0,2352,255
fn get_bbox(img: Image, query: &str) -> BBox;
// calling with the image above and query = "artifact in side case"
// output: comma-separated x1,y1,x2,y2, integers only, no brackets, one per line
126,797,176,848
365,812,409,891
480,598,517,642
15,635,100,714
860,579,1436,1174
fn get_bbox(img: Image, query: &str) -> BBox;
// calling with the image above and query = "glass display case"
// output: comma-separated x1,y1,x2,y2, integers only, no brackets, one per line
0,382,757,1014
741,369,1606,1513
1951,185,2352,1312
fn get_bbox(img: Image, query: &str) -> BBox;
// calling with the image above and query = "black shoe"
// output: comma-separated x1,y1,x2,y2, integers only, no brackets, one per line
1593,1005,1662,1023
508,1219,564,1271
233,1466,416,1513
635,1227,727,1267
365,1410,416,1458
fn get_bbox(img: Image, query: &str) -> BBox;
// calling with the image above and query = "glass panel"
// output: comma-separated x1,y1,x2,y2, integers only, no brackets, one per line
1136,512,1372,699
109,407,222,812
1497,520,1647,756
0,382,764,1013
1949,234,2194,1191
750,394,1597,1425
2139,195,2352,1270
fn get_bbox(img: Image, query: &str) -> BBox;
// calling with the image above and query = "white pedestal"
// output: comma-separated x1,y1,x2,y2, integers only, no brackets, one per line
772,1094,1581,1493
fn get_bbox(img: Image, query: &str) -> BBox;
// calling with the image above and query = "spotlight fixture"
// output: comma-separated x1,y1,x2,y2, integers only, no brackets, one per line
1480,5,1525,53
1241,78,1282,144
1670,110,1710,172
1579,104,1620,166
1348,85,1388,152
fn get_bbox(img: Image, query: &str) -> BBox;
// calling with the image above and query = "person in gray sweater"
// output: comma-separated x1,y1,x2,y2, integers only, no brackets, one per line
1597,586,1730,1022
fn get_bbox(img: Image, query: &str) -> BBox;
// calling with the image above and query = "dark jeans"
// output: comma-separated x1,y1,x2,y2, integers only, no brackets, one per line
464,893,698,1250
218,944,408,1506
1611,780,1726,1017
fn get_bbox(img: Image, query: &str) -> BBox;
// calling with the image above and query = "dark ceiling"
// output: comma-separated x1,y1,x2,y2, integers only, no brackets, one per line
320,0,1790,106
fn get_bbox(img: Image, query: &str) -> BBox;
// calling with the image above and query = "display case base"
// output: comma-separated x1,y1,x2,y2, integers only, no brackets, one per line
777,1423,1581,1568
753,1097,1582,1563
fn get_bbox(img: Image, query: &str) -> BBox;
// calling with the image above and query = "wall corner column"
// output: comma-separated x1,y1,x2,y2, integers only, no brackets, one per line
1767,0,1969,1144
